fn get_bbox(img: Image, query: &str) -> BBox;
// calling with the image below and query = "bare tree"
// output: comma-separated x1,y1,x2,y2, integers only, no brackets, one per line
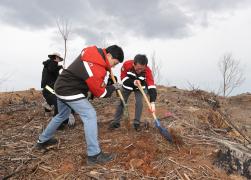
151,51,161,84
218,53,245,97
57,18,71,67
186,80,200,91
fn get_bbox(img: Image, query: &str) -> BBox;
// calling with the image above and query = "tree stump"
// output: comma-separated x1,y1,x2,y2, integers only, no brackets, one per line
214,139,251,179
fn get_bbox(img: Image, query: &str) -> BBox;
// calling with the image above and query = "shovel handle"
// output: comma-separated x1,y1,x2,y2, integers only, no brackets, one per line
137,83,157,120
109,70,127,107
138,83,173,143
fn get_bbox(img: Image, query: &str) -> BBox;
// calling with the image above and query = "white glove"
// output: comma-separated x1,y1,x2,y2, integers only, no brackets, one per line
59,68,63,74
150,102,156,113
113,83,123,90
58,61,64,66
42,102,53,111
68,114,75,126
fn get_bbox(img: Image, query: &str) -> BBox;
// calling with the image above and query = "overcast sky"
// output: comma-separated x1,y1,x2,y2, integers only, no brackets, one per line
0,0,250,96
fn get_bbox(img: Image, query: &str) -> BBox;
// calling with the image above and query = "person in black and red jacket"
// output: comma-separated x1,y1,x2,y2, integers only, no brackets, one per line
36,45,124,165
109,54,157,131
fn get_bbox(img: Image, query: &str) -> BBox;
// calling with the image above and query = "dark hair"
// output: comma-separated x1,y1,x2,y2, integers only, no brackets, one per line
134,54,148,65
106,45,124,63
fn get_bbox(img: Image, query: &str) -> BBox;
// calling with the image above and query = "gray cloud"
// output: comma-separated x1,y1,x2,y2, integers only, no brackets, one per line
0,0,87,28
0,0,250,43
179,0,250,11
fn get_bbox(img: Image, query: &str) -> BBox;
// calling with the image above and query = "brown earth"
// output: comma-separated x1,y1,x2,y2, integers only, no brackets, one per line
0,87,250,179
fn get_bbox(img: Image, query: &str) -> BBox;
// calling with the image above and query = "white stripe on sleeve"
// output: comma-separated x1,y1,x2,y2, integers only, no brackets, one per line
83,61,93,77
122,77,129,83
99,89,107,98
138,76,145,80
148,85,156,89
123,85,133,90
127,72,136,76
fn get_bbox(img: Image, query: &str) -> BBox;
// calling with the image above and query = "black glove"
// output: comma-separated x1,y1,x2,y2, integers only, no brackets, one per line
58,65,63,69
107,75,118,86
87,92,94,101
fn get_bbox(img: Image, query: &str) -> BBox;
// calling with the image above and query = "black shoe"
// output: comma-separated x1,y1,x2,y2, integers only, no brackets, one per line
108,121,120,130
133,123,141,131
87,152,114,165
36,138,58,150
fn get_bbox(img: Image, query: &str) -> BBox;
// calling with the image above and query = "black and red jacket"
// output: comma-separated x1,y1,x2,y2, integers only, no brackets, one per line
54,46,115,101
121,60,157,102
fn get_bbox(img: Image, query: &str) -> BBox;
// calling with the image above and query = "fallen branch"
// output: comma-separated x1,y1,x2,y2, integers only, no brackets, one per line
2,158,32,180
218,110,251,144
175,169,184,180
167,158,194,173
184,173,191,180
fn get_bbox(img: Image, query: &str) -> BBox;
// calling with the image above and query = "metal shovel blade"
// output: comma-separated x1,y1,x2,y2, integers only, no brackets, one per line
154,119,173,143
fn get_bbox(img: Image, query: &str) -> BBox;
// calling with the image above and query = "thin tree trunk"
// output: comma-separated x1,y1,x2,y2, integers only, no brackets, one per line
63,39,67,68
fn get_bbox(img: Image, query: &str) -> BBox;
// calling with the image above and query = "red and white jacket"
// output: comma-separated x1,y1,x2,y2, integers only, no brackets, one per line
54,46,115,101
121,60,157,102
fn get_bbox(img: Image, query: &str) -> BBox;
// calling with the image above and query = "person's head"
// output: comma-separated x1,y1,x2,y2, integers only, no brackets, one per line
48,53,63,62
133,54,148,74
105,45,124,67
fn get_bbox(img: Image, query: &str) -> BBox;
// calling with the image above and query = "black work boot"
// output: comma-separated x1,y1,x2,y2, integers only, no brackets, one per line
87,152,114,165
108,121,120,130
36,138,58,150
133,122,141,132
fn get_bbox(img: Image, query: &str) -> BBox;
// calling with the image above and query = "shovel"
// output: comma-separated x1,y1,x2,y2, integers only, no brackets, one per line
137,83,173,143
109,70,130,128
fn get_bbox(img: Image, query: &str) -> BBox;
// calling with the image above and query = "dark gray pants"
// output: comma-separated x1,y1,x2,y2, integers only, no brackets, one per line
113,88,143,125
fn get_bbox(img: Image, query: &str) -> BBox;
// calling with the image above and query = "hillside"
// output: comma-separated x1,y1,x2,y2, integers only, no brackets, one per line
0,87,250,179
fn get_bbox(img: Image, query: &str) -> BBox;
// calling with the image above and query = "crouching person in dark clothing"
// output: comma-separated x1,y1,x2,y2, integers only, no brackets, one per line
41,52,63,115
36,45,124,165
41,53,75,128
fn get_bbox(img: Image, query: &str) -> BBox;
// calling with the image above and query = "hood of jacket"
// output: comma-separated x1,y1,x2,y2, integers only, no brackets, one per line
81,46,111,70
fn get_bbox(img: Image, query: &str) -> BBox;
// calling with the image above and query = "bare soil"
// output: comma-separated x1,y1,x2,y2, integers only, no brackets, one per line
0,87,250,179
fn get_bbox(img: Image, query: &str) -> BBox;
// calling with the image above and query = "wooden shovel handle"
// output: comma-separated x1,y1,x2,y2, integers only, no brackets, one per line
137,83,157,120
109,70,126,107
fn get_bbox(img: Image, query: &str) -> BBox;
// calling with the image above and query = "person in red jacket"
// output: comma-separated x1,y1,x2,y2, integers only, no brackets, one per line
36,45,124,165
109,54,157,131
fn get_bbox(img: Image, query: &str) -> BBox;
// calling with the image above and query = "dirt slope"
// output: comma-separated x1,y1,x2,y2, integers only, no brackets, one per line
0,87,250,179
